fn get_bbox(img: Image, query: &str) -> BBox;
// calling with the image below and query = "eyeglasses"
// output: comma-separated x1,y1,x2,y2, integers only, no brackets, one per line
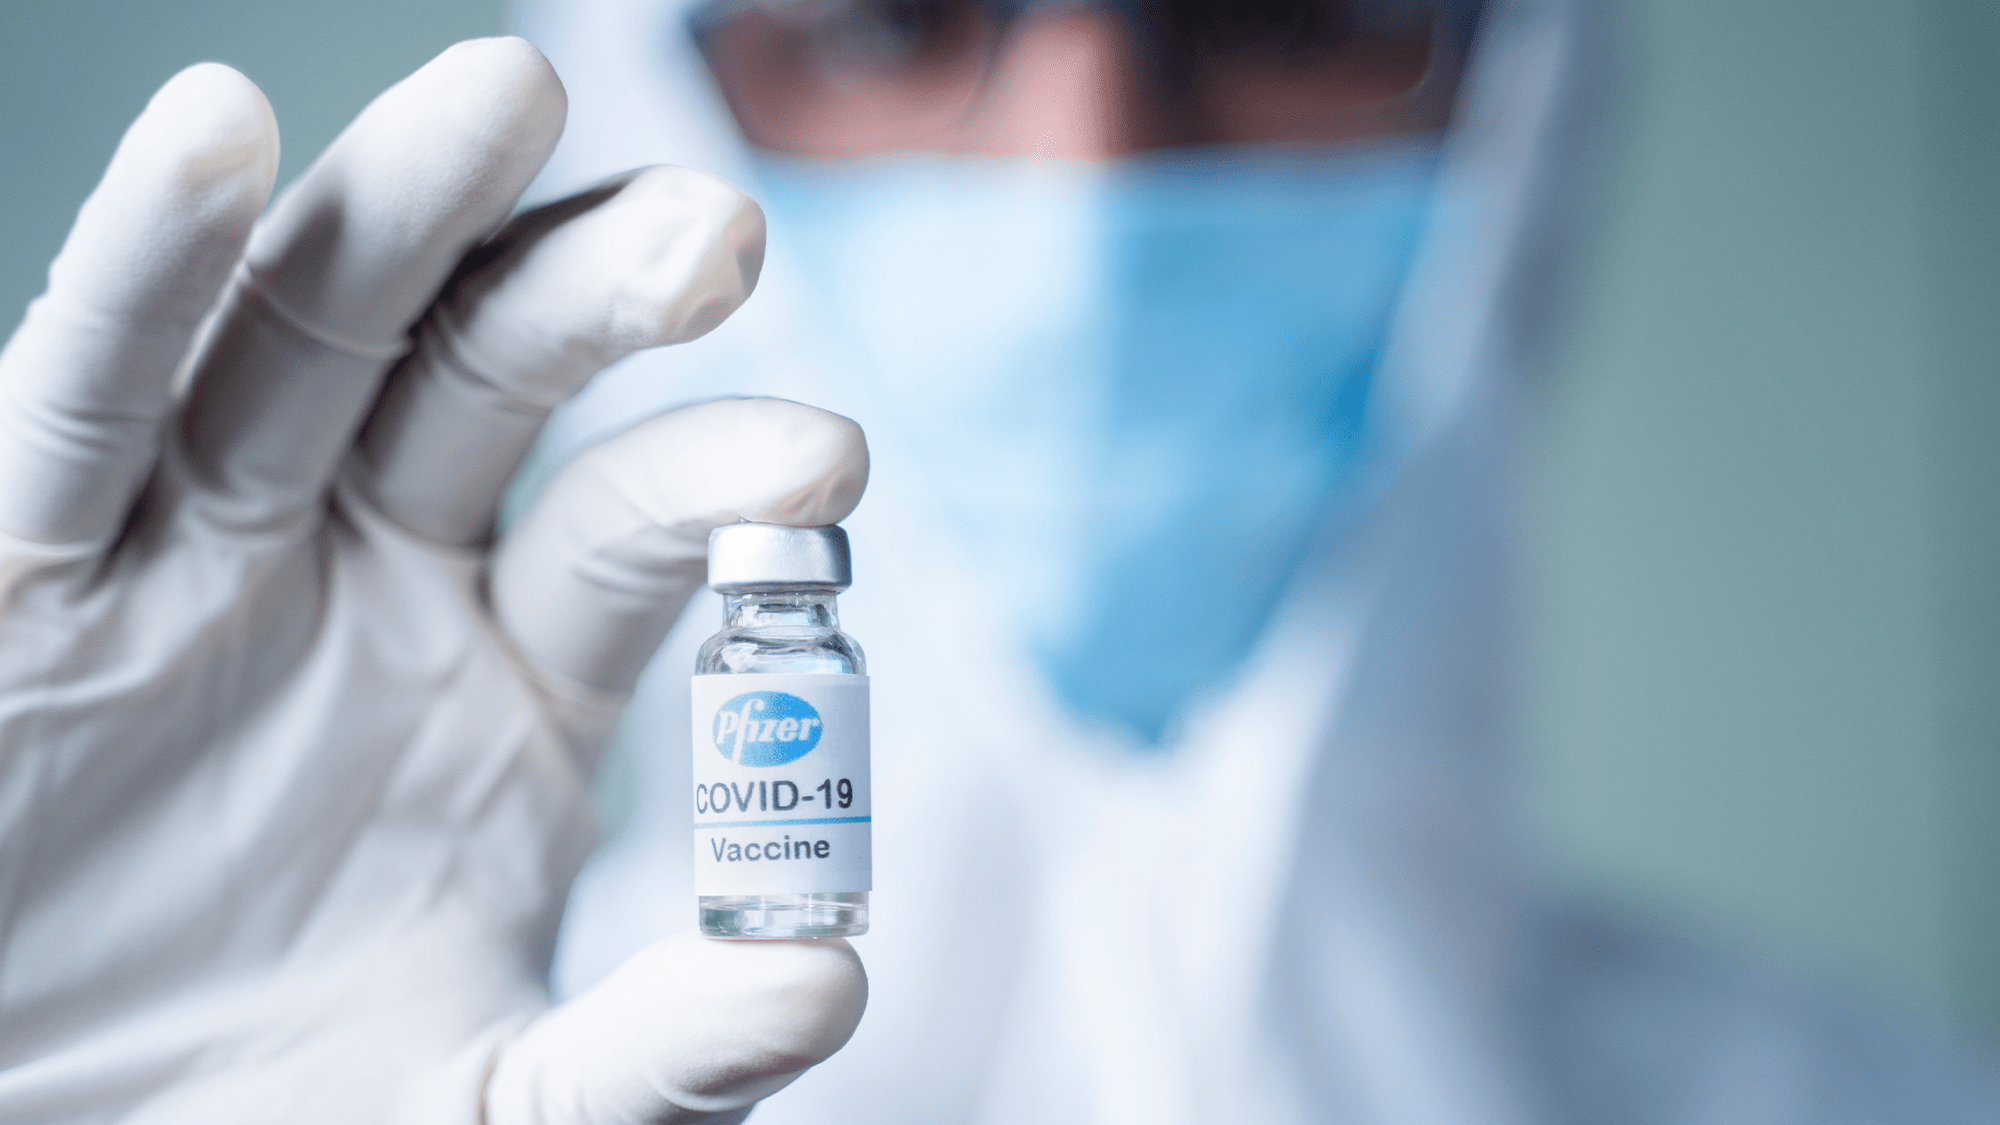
687,0,1479,156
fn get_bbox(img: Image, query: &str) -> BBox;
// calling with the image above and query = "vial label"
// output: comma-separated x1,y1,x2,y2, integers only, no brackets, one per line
691,673,872,895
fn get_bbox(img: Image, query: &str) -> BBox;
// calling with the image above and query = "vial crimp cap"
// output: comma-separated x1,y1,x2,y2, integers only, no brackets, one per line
706,523,852,592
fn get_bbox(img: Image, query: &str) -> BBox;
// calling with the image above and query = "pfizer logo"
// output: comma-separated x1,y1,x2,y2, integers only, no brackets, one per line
712,692,824,767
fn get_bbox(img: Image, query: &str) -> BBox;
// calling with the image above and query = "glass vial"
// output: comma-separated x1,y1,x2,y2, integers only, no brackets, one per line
692,523,870,938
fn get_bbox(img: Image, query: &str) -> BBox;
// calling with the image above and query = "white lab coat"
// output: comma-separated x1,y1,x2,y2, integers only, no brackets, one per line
514,0,2000,1120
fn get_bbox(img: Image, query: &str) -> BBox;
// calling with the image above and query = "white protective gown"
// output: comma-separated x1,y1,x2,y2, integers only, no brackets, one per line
513,0,2000,1120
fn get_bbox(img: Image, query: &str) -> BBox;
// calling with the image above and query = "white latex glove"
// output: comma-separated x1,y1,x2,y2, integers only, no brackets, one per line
0,39,869,1124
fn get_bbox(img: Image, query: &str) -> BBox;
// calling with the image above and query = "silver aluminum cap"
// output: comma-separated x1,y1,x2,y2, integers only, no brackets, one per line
707,523,852,592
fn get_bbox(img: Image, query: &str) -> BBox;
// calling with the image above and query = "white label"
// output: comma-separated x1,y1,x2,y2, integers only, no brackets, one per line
691,673,871,895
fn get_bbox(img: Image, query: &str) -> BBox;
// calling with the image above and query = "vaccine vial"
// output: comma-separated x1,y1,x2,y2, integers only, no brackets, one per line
692,522,870,938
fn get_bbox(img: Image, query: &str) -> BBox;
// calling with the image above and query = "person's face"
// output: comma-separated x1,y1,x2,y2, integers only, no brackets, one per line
695,0,1460,160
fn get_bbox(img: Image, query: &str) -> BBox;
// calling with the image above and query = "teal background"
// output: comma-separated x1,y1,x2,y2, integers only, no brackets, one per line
1525,0,2000,1041
0,0,505,315
2,0,1996,1040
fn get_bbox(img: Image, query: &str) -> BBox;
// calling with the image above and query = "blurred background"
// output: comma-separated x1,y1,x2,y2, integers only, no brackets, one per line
2,0,1995,1045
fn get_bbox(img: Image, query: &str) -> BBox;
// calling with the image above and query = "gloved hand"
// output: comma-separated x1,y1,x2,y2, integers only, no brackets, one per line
0,38,869,1124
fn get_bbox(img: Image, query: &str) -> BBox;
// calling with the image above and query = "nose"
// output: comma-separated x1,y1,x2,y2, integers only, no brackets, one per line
957,9,1161,159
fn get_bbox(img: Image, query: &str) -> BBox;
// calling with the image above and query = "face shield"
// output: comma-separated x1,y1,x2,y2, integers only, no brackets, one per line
665,0,1482,745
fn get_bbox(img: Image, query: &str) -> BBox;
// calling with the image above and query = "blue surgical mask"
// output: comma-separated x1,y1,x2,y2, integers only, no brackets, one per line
756,145,1438,746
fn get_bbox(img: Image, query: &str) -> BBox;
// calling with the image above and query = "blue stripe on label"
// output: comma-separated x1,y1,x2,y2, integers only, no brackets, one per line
695,816,873,828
